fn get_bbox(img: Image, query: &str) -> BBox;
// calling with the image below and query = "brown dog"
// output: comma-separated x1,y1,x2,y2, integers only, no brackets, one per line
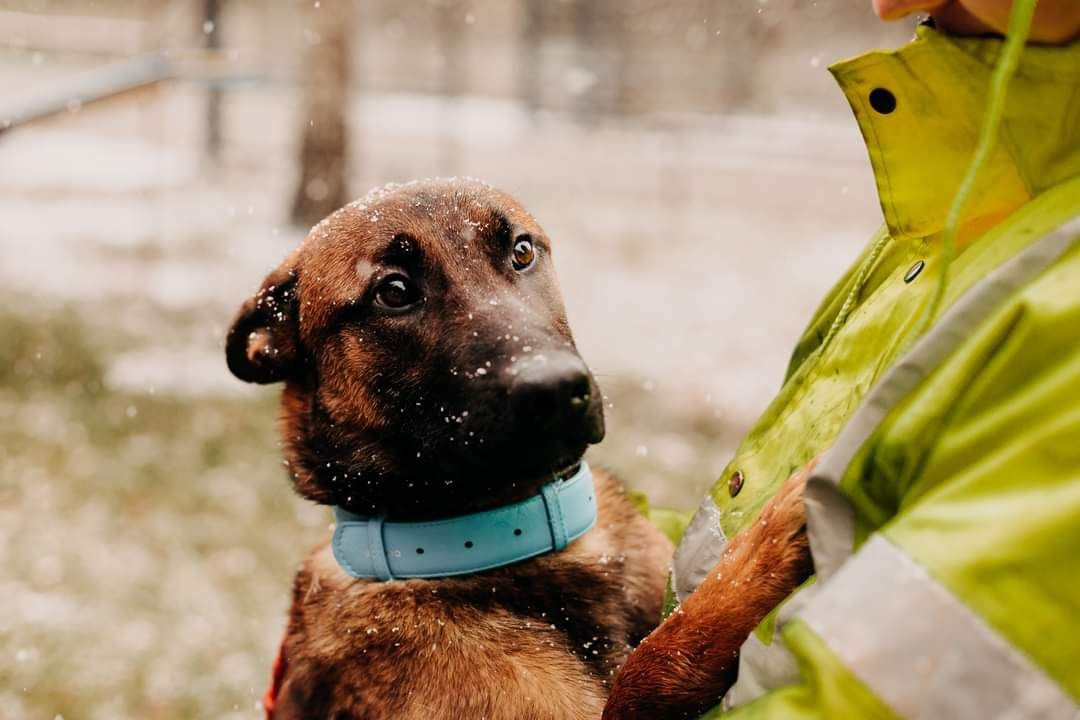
226,179,673,719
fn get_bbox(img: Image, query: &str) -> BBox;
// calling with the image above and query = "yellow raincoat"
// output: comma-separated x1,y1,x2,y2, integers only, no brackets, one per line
668,22,1080,719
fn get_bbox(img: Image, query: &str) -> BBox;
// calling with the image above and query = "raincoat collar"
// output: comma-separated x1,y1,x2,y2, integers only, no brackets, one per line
830,24,1080,240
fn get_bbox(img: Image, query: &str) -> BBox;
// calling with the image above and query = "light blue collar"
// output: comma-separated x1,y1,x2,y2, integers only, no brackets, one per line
331,462,597,581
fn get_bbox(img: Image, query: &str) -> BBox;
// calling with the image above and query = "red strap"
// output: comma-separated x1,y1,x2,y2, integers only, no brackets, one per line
263,639,287,719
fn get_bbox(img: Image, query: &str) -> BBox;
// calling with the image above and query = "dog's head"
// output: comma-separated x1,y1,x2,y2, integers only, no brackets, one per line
226,179,604,519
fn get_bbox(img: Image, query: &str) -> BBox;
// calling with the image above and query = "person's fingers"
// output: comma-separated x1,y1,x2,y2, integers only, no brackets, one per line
872,0,946,20
957,0,1080,43
873,0,1078,42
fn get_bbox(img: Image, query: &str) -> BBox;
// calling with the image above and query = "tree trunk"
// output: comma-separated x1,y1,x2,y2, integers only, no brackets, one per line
291,0,352,227
518,0,543,114
203,0,223,161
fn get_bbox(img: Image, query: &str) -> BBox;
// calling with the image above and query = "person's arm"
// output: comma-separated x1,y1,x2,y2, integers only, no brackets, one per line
720,245,1080,719
608,226,1080,720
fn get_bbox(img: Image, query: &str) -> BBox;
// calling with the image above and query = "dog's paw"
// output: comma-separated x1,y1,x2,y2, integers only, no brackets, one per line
760,458,815,535
602,459,821,720
743,457,818,589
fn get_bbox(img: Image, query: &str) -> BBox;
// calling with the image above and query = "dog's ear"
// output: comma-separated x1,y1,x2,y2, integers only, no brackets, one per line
226,263,301,384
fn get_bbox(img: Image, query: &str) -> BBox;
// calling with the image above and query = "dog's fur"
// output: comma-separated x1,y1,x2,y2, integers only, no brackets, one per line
227,179,673,719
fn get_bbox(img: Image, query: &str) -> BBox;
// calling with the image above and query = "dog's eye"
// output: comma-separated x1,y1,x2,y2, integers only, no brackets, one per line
511,236,536,271
373,275,420,310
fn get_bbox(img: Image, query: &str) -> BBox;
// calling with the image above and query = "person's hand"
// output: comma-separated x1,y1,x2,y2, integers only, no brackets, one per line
603,459,818,720
872,0,1079,45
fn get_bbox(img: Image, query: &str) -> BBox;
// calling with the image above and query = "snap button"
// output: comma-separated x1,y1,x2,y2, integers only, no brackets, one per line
904,260,925,283
869,87,896,115
728,470,744,498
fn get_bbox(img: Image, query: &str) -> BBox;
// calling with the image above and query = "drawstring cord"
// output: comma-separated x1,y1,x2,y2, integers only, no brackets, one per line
822,0,1038,352
916,0,1037,336
820,231,892,350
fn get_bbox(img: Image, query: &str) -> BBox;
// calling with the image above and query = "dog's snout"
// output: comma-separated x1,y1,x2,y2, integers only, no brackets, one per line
509,352,597,425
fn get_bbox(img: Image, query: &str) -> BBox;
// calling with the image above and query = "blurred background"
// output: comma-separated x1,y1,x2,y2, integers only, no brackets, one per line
0,1,917,717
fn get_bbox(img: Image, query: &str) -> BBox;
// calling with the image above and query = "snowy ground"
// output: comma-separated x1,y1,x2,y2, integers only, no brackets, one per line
0,73,884,718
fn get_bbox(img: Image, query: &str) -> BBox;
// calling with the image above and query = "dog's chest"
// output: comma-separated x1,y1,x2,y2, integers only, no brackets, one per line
281,552,631,718
386,558,628,666
303,543,636,671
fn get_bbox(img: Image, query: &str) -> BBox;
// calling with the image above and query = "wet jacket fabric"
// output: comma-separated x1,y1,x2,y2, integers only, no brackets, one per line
668,25,1080,719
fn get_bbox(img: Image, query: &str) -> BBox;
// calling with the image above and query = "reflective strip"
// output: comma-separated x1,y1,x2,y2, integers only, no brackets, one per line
670,494,727,603
806,216,1080,580
724,215,1080,712
800,535,1079,720
723,628,801,712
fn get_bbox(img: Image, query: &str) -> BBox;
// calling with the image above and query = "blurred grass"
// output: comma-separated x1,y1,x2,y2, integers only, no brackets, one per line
0,299,325,720
0,297,723,719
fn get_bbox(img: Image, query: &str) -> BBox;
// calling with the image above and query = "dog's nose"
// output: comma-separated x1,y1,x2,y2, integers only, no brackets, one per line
509,352,595,422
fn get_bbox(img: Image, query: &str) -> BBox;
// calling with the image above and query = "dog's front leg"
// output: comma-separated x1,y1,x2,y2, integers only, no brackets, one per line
602,462,816,720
